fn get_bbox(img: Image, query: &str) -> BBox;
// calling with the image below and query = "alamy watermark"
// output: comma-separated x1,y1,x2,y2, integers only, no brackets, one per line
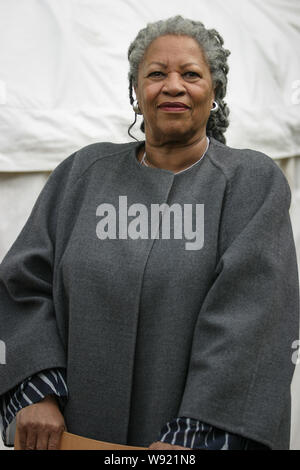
0,340,6,365
0,80,6,105
291,80,300,105
292,339,300,365
96,196,204,250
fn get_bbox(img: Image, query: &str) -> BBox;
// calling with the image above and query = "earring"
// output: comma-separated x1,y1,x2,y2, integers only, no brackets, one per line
211,101,219,113
132,100,142,115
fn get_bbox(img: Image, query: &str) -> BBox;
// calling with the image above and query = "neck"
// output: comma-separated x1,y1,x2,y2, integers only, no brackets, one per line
139,134,209,173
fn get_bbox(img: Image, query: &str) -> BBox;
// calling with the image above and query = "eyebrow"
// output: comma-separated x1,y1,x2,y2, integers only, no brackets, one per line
147,61,201,69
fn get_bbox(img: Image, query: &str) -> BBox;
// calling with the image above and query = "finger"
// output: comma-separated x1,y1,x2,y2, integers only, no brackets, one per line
148,441,164,449
17,427,27,450
25,428,37,450
47,428,64,450
36,429,50,451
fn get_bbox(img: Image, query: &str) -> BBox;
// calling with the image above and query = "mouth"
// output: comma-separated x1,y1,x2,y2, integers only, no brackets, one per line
158,102,190,112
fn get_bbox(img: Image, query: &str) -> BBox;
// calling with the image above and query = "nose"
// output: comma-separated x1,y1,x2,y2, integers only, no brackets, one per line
162,72,186,96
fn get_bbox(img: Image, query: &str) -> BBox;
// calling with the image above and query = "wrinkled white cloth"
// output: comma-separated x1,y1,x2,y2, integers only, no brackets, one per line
0,0,299,171
0,0,299,450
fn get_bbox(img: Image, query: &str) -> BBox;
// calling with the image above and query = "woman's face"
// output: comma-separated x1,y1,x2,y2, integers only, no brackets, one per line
135,34,215,145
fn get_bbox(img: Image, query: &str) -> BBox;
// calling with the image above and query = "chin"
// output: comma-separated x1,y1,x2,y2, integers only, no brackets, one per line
155,125,194,143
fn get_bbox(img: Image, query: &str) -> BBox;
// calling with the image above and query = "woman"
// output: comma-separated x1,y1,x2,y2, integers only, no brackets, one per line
0,15,299,451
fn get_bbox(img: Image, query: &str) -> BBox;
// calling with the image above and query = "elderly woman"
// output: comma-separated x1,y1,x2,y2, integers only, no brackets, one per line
0,16,299,451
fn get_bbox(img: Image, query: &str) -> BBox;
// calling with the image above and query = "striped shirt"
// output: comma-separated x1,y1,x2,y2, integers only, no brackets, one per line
0,368,269,449
158,417,269,450
0,369,68,446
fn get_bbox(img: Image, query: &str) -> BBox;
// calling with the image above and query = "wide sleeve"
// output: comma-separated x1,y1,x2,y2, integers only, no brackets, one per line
0,153,76,396
178,156,300,450
0,368,68,447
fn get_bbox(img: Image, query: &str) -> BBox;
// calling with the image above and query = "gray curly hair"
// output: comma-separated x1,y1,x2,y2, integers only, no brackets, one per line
127,15,231,144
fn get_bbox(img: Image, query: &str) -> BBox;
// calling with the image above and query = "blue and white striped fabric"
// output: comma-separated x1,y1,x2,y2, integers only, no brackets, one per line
158,417,270,450
0,368,269,449
0,368,68,446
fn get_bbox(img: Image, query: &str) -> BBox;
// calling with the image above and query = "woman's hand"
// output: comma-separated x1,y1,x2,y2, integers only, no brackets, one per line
16,395,66,450
148,441,191,450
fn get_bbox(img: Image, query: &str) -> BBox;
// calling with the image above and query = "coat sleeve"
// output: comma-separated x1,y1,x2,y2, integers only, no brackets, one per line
0,153,76,396
178,155,300,450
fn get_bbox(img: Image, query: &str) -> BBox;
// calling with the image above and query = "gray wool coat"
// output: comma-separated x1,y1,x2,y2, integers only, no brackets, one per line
0,137,299,449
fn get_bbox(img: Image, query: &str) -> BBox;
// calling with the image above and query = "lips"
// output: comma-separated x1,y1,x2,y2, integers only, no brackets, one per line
158,102,190,111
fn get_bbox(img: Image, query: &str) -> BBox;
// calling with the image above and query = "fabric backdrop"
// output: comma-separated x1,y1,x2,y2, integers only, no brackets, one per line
0,0,299,450
0,0,299,171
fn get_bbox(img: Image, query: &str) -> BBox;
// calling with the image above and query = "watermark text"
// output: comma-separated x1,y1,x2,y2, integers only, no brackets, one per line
0,340,6,365
291,80,300,105
96,196,204,250
292,339,300,365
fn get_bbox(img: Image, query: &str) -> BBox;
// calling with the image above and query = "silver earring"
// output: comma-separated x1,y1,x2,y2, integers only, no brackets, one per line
211,101,219,113
132,100,142,115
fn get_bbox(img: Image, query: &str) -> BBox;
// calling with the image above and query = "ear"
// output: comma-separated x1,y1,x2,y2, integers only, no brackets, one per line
213,81,220,102
210,90,216,109
211,86,216,106
133,86,143,114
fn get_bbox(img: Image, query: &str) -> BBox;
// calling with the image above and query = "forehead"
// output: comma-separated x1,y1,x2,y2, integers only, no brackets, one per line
142,34,207,67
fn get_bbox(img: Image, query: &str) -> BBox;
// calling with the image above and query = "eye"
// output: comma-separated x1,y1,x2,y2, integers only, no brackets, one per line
148,71,165,78
183,71,201,79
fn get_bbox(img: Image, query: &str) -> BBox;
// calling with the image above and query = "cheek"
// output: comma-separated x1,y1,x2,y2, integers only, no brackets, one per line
193,96,214,115
192,84,213,103
140,84,161,108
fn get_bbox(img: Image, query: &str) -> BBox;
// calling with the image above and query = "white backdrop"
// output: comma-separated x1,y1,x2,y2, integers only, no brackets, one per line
0,0,300,171
0,0,299,450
